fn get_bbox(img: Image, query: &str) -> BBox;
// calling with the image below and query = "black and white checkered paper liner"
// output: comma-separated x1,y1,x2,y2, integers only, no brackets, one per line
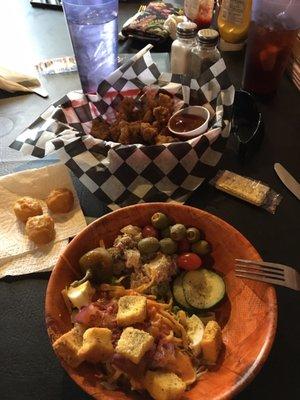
10,45,234,210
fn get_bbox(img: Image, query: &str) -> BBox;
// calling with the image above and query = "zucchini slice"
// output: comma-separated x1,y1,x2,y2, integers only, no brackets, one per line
183,269,225,310
173,273,192,309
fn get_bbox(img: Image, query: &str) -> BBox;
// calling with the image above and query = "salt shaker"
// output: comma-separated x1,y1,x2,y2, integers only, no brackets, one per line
189,29,221,79
170,22,198,75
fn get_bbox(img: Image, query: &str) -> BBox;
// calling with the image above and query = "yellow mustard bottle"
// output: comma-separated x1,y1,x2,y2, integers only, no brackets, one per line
217,0,252,50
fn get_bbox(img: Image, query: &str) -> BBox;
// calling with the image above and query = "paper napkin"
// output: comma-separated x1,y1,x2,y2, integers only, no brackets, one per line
0,66,48,97
0,239,69,278
0,163,87,277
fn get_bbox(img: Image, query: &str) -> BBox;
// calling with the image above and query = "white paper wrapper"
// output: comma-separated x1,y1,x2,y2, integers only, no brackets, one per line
0,163,87,277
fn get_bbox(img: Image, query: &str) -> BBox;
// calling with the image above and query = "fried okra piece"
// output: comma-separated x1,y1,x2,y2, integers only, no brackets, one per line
109,122,121,142
157,93,173,111
140,123,158,143
118,97,140,122
142,109,154,123
118,121,131,145
90,119,110,140
118,97,136,115
153,106,171,124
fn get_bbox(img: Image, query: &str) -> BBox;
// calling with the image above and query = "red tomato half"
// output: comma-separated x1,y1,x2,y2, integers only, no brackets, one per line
177,253,202,271
142,225,159,238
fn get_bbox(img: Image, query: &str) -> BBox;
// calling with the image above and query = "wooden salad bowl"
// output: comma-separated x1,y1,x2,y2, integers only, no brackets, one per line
45,203,277,400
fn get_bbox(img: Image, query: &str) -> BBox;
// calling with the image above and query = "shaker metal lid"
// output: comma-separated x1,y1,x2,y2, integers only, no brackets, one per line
176,21,198,38
197,29,219,44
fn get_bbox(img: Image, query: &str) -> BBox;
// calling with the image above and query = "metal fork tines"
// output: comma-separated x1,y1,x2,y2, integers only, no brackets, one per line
235,259,300,291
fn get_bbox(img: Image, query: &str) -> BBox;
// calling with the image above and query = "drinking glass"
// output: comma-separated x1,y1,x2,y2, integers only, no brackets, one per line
242,0,300,97
62,0,118,94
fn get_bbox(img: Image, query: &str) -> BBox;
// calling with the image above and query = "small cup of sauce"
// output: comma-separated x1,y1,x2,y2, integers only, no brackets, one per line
168,106,210,138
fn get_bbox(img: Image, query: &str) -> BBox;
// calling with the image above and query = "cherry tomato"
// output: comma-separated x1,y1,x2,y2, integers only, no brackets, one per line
142,225,159,238
177,239,190,253
177,252,202,271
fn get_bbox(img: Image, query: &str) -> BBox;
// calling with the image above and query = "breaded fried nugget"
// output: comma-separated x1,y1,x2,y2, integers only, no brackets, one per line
142,109,154,123
128,121,141,136
127,121,141,144
118,97,135,115
109,121,122,142
119,126,131,145
155,134,178,145
153,106,171,124
116,120,132,145
140,123,158,144
90,119,110,140
157,93,173,110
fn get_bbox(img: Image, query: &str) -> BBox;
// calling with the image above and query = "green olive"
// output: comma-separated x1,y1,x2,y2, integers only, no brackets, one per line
79,247,112,271
186,227,203,243
191,240,212,256
161,226,171,238
151,212,170,230
159,238,177,255
170,224,186,241
138,237,160,255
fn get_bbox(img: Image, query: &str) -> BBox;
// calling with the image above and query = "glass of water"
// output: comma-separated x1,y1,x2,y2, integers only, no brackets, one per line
62,0,118,94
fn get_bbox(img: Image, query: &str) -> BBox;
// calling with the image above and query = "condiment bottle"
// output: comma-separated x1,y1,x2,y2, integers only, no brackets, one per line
217,0,252,51
170,22,198,75
184,0,215,29
189,29,221,78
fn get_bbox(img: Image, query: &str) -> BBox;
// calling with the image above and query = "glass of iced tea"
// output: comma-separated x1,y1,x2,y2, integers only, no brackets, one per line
242,0,300,97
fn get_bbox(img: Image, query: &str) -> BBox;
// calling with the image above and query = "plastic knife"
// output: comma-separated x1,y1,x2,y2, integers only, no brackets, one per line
274,163,300,200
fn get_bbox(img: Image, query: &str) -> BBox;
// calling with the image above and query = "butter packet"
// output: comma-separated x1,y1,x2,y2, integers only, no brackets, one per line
210,170,282,214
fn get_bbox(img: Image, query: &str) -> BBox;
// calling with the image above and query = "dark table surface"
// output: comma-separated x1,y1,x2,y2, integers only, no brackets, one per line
0,1,300,400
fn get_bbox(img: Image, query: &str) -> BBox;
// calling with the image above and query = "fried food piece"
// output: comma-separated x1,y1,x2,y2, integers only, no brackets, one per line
155,134,179,145
109,122,121,142
118,97,136,115
46,188,74,214
25,214,55,245
157,93,173,111
118,97,138,122
118,120,135,145
13,196,43,223
128,121,141,136
140,123,158,143
90,119,110,140
159,126,171,136
142,109,154,123
123,121,141,144
141,90,157,110
153,106,171,124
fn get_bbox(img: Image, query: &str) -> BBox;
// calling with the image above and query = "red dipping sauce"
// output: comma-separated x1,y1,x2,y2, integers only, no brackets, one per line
169,113,206,133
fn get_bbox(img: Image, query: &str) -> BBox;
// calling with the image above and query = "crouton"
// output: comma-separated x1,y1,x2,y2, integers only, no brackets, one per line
144,371,186,400
201,320,222,365
116,327,154,364
78,327,114,363
52,326,84,368
117,295,147,327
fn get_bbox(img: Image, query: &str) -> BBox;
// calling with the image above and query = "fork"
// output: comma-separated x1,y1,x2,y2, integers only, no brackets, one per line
235,259,300,291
